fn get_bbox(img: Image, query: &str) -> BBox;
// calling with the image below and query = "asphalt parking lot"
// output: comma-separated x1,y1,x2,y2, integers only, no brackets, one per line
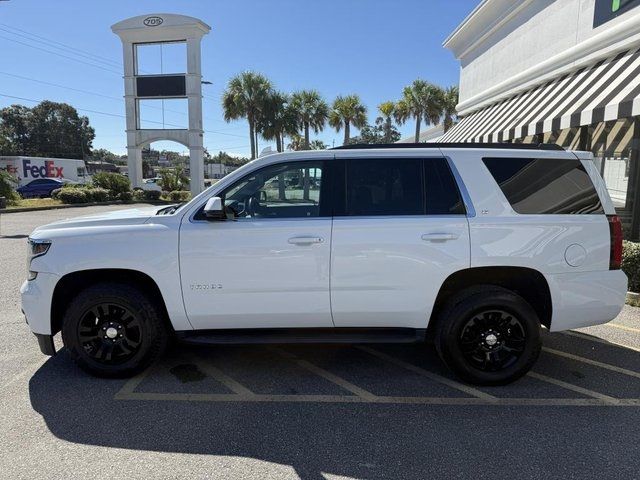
1,205,640,479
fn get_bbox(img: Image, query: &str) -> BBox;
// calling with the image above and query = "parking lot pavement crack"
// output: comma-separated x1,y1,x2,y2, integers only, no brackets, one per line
355,346,498,402
542,347,640,379
268,346,378,400
527,371,621,405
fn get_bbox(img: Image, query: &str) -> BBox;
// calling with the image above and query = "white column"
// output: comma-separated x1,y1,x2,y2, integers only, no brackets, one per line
127,146,143,188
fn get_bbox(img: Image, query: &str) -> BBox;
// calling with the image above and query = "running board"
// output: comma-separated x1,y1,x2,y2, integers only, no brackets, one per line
176,328,426,346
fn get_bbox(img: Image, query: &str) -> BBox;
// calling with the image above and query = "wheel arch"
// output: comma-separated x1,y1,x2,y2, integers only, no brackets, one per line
51,269,173,335
429,266,552,331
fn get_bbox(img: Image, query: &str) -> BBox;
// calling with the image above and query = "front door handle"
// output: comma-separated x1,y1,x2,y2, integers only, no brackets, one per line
421,233,459,242
288,236,324,245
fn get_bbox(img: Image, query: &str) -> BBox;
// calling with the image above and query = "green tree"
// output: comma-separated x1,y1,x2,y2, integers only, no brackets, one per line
0,101,94,158
222,71,273,160
442,85,459,133
348,123,400,145
158,165,189,192
29,101,94,158
376,101,398,143
329,94,368,146
394,80,444,142
309,139,327,150
91,148,120,163
257,91,298,152
290,90,329,150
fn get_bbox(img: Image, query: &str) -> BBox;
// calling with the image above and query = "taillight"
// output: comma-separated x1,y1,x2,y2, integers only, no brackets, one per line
607,214,623,270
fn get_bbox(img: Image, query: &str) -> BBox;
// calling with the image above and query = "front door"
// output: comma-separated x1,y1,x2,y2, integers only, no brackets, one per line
179,158,334,330
330,155,471,328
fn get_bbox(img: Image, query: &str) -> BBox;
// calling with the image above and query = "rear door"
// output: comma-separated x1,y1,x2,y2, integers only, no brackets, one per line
330,152,471,328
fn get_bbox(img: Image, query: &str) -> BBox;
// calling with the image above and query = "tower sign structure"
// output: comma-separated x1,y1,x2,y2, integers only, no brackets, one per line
112,14,211,195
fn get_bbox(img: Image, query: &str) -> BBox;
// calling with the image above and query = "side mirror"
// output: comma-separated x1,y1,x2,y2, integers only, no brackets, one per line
203,197,225,220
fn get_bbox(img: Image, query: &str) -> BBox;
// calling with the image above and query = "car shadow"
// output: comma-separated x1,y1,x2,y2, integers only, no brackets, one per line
28,332,640,480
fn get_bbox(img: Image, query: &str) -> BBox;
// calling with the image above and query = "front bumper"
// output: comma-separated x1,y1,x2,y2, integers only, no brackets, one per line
20,271,59,336
34,333,56,356
546,269,627,331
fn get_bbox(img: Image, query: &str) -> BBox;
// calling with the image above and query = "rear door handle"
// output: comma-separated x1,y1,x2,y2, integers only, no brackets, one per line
288,236,324,245
421,233,459,242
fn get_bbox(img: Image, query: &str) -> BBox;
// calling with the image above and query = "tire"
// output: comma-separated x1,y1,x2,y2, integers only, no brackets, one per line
61,282,169,378
434,285,541,386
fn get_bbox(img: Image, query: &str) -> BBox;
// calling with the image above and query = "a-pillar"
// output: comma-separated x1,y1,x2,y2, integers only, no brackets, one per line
127,146,143,189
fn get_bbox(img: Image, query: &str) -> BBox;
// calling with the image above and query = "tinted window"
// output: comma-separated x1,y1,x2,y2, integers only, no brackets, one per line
425,158,466,215
483,157,603,214
345,159,423,216
218,161,325,219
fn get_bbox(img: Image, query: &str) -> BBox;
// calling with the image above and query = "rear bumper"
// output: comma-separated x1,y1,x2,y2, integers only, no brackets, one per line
546,269,627,331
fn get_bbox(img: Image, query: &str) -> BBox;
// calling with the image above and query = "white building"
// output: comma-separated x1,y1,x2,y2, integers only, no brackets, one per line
440,0,640,238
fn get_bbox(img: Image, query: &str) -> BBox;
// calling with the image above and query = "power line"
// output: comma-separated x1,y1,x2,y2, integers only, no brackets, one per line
0,93,249,150
0,24,123,69
0,34,122,75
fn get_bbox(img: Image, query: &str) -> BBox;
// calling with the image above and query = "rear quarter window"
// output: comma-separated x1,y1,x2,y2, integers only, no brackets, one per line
482,157,604,214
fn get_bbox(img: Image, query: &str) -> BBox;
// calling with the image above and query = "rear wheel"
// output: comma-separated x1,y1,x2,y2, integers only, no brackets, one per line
62,282,169,378
434,286,541,385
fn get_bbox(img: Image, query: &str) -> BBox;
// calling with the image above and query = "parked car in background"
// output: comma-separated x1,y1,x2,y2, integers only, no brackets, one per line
16,178,64,198
141,177,162,192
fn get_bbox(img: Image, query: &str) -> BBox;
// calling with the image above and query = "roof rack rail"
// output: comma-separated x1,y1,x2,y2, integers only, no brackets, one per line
331,143,565,151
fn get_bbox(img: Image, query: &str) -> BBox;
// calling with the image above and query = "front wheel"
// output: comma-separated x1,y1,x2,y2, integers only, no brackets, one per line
62,282,169,378
434,286,542,386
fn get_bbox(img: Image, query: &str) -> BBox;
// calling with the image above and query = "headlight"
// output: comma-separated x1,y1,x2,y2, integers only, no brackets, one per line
29,239,52,258
27,239,52,274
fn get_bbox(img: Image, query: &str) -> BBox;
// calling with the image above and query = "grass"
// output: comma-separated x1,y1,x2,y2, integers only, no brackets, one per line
5,198,63,209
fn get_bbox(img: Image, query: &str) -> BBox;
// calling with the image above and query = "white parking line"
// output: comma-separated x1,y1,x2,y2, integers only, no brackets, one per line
269,347,378,400
606,323,640,334
114,391,640,406
561,331,640,352
356,346,497,401
527,371,620,405
543,347,640,379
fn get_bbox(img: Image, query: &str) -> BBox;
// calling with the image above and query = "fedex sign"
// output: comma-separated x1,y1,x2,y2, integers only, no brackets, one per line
22,159,64,179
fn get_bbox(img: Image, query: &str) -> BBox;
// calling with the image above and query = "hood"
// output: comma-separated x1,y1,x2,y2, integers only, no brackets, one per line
32,206,166,233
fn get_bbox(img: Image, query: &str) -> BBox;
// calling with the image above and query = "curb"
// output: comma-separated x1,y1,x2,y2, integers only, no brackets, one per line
0,200,173,214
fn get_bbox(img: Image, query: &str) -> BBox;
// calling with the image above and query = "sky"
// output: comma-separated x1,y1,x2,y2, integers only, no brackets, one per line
0,0,478,158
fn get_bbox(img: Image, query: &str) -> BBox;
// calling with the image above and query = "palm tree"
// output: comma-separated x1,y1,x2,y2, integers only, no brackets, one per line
394,80,444,142
222,71,273,159
376,101,396,143
290,90,329,149
442,86,459,133
257,91,298,153
329,94,368,145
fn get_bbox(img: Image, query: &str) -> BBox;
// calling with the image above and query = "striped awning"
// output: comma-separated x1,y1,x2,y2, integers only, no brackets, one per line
439,47,640,143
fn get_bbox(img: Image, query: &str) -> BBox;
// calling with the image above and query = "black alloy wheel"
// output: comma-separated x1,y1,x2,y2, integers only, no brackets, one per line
62,282,169,378
458,310,526,372
77,303,143,365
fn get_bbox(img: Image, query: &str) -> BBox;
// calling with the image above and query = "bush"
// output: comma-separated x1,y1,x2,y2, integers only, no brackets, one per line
623,240,640,292
118,191,133,203
143,190,161,201
168,190,191,202
84,187,110,202
132,189,145,202
57,189,89,204
51,188,62,200
91,172,131,196
0,170,19,205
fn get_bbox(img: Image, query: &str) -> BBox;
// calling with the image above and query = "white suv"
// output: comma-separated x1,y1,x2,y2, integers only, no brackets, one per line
21,144,627,385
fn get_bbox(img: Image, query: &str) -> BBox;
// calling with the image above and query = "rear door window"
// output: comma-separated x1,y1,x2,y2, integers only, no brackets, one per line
483,157,603,214
345,159,423,216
